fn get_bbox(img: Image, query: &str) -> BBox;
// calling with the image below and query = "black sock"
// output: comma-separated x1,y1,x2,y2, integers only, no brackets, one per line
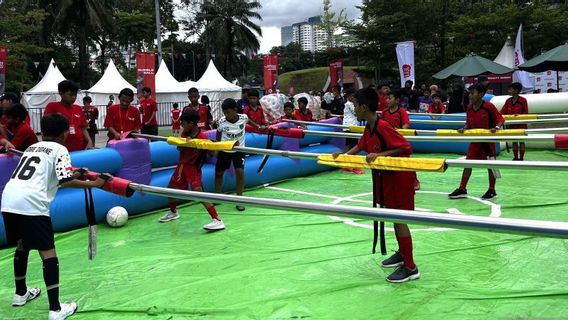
14,249,30,296
42,257,61,311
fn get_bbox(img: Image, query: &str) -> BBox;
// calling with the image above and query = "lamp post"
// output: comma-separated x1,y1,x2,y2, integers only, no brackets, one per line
190,50,196,81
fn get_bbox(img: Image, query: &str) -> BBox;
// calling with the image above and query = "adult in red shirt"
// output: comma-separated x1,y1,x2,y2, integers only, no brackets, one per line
243,89,267,133
381,90,410,129
377,83,390,113
182,87,213,131
43,80,92,151
333,87,419,283
139,87,159,135
104,88,142,141
449,84,505,200
427,93,446,114
0,92,30,139
3,103,38,151
500,82,528,161
294,97,313,122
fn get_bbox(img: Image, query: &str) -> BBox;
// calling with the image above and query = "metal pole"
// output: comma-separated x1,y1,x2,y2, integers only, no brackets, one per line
409,118,568,126
154,0,162,65
192,51,196,81
408,112,568,119
128,183,568,239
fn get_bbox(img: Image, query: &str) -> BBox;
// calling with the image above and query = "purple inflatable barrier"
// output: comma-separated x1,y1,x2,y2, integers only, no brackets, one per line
0,153,21,209
107,138,152,184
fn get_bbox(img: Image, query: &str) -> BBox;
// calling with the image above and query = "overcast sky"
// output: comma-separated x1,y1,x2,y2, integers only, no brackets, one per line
255,0,363,53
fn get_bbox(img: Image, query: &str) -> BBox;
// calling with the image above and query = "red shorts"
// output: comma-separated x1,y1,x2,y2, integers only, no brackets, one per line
467,142,496,160
169,164,202,190
172,120,181,130
373,170,415,210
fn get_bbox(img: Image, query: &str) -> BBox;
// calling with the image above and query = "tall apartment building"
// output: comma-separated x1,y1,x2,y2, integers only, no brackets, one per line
282,16,328,52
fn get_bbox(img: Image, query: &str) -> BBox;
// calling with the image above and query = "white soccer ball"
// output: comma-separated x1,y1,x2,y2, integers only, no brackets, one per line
106,206,128,228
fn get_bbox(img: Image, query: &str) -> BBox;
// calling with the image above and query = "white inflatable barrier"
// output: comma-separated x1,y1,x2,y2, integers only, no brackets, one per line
491,92,568,114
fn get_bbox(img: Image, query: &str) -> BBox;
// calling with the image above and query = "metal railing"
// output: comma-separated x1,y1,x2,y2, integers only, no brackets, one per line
27,100,225,133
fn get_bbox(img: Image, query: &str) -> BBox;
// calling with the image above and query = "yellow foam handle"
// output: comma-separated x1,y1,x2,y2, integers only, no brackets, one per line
166,137,236,151
348,125,365,133
503,114,537,120
317,154,446,172
348,126,416,136
436,129,526,136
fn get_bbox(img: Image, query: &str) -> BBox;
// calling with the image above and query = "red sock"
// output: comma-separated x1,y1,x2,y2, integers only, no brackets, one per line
169,201,177,213
206,205,220,220
397,236,416,270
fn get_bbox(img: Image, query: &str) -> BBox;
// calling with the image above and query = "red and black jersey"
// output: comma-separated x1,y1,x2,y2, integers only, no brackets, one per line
378,95,389,112
183,104,213,130
427,102,446,114
294,109,313,122
178,129,208,168
501,96,528,115
357,119,415,210
278,114,295,122
6,121,38,151
465,101,504,129
381,106,410,129
244,105,266,125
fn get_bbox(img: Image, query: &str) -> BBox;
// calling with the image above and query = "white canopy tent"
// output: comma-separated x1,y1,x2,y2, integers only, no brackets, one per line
494,36,515,68
23,59,71,109
195,61,241,119
155,60,188,103
84,60,136,106
180,79,198,92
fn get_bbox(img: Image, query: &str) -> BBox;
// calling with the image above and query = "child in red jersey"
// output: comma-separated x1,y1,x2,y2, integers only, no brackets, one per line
183,87,213,131
500,82,528,161
381,90,410,129
44,81,92,151
294,97,313,121
3,104,38,151
278,102,296,122
160,110,225,231
243,89,267,133
139,87,158,135
449,84,505,200
171,103,181,135
427,93,446,114
334,87,419,283
103,88,142,141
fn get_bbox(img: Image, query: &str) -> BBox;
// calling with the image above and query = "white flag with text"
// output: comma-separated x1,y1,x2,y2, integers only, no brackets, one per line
396,41,415,88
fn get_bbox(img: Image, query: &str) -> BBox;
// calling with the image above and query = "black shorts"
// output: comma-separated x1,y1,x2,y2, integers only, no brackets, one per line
2,212,55,251
141,125,158,136
216,152,245,172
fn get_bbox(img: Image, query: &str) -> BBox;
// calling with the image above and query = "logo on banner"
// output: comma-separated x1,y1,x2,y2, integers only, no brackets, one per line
402,64,412,78
514,52,519,66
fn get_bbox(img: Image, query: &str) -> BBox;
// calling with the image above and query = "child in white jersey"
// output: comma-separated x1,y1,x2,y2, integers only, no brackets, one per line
215,98,263,211
1,114,105,320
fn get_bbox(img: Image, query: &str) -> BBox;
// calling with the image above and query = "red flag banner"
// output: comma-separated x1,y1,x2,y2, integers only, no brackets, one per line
0,47,7,94
328,59,344,91
135,52,156,98
263,55,279,93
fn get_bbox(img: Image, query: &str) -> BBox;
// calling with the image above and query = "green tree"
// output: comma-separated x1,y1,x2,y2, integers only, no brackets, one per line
196,0,262,78
0,0,49,91
318,0,348,49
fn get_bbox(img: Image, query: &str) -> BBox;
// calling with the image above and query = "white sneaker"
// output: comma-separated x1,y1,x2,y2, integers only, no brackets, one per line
203,219,225,231
48,302,77,320
12,287,41,306
159,211,180,222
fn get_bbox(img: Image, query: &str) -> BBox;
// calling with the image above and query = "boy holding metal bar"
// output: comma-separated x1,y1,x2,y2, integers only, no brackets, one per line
449,84,505,200
333,87,420,283
500,82,528,161
160,110,225,230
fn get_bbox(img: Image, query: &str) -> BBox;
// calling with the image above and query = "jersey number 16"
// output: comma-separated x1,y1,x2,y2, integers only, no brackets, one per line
11,156,41,181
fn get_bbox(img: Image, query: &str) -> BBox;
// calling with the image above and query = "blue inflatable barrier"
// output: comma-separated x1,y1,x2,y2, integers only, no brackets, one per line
70,148,123,174
409,114,464,130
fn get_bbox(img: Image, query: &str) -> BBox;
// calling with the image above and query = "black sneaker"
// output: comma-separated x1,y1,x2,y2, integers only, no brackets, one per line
236,205,246,211
481,189,497,200
386,266,420,283
448,188,467,199
381,251,404,268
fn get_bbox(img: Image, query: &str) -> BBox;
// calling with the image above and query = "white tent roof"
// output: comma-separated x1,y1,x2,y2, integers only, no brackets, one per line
494,36,515,69
155,60,187,93
181,79,198,91
26,59,66,94
87,60,136,94
196,61,241,92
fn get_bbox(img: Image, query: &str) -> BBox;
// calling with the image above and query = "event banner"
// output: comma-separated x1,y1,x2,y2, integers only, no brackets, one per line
0,47,6,95
513,24,534,91
532,71,568,92
135,52,156,98
396,41,415,88
329,59,344,90
263,55,279,93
